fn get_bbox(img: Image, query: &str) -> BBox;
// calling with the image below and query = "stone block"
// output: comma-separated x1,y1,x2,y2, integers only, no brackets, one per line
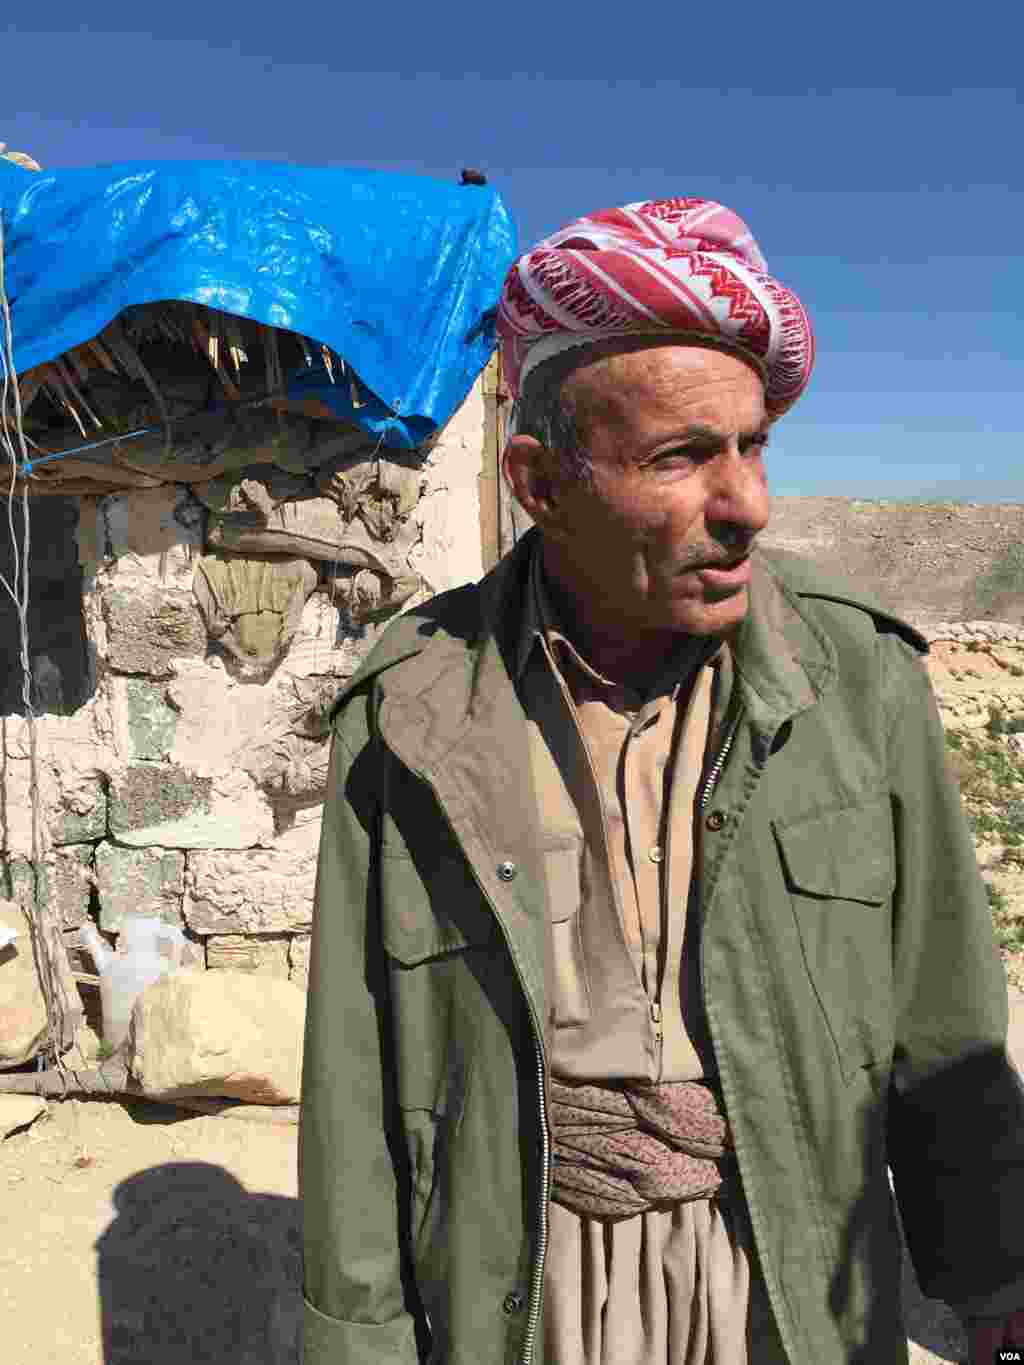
108,764,211,840
0,858,33,910
130,968,305,1103
51,845,94,929
184,816,320,933
164,660,278,773
206,934,291,977
102,584,207,678
4,852,91,931
1,711,108,854
51,773,108,845
94,843,185,933
108,765,273,849
119,677,178,760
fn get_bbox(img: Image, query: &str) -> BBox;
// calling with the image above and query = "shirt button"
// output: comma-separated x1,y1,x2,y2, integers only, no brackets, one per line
648,845,663,863
706,810,728,832
497,860,517,881
502,1290,526,1315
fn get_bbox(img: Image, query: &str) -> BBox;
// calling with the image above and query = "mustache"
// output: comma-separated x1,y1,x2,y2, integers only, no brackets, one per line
681,543,756,571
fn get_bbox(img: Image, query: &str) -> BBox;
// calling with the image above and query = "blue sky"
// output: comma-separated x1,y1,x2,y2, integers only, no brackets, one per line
3,3,1021,502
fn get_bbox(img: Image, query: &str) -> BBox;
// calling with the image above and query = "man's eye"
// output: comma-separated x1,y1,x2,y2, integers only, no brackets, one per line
744,433,770,453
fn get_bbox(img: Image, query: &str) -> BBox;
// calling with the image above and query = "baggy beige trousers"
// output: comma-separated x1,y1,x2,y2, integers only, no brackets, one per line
543,1182,789,1364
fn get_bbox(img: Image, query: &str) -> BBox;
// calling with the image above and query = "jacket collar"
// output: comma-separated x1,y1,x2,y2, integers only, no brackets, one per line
363,527,837,776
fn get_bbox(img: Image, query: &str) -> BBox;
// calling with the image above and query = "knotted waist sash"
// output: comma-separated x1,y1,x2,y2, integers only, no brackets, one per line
549,1076,735,1220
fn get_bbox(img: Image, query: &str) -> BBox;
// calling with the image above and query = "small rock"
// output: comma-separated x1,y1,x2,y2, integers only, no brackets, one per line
130,968,304,1103
0,1095,47,1138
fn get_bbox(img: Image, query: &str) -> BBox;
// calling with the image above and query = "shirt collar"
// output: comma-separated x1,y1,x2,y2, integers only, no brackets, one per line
514,539,725,698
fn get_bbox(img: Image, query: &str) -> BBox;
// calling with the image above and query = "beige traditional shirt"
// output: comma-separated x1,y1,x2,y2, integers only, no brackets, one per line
515,544,722,1083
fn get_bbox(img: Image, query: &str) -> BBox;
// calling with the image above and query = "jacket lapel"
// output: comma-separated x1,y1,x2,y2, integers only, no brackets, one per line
377,534,552,1031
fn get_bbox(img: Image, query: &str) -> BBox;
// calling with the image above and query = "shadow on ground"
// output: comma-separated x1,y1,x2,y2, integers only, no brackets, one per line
96,1161,301,1364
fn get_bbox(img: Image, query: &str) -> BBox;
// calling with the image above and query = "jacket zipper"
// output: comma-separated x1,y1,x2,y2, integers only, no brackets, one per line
520,1035,550,1365
699,716,739,811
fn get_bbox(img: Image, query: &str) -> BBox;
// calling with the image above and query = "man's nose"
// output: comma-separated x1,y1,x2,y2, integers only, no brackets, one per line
704,446,771,538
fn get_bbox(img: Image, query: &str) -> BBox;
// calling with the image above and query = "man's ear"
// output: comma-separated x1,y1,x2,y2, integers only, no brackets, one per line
502,435,566,531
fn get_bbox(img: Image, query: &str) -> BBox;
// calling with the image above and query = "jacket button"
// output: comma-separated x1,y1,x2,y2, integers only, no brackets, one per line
497,860,517,881
706,810,727,832
502,1290,525,1315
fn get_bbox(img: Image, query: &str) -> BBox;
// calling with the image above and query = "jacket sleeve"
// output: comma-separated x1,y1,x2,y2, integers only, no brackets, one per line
882,634,1024,1308
300,721,423,1365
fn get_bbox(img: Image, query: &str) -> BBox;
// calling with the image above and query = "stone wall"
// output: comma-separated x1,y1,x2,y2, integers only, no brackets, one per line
0,378,490,1038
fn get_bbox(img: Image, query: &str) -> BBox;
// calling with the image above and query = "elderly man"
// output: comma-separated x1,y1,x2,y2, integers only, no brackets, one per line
300,200,1024,1364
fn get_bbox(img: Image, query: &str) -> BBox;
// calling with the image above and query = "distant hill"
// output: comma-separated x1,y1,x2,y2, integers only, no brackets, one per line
759,499,1024,628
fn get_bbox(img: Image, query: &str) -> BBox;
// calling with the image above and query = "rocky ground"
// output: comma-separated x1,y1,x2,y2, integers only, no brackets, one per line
923,623,1024,987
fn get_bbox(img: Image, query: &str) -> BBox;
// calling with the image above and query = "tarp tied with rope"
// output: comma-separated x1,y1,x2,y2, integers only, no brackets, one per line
0,157,517,455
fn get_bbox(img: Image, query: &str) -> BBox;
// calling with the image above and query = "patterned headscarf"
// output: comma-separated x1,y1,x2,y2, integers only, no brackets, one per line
497,198,814,419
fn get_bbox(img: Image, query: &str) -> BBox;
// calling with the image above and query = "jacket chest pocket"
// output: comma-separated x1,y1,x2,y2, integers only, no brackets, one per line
378,817,494,1114
772,798,896,1081
543,835,592,1028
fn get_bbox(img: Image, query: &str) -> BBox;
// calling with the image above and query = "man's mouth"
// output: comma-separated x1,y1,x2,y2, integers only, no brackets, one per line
694,555,752,589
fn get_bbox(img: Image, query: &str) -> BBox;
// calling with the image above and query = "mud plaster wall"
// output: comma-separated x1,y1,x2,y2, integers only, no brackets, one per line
0,379,489,996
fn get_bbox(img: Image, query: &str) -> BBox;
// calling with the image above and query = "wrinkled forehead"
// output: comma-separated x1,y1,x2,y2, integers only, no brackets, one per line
558,336,769,439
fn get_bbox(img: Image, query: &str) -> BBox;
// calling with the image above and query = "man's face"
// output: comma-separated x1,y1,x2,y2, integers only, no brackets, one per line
507,341,772,639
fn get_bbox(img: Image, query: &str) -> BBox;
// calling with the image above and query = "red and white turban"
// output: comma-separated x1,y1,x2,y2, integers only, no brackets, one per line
497,198,814,419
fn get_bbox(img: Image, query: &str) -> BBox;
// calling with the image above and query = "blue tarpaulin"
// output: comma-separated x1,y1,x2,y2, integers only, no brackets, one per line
0,159,517,449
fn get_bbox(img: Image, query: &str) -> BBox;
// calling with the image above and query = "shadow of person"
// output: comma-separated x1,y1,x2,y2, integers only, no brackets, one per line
830,1047,1024,1364
96,1161,301,1364
896,1199,967,1363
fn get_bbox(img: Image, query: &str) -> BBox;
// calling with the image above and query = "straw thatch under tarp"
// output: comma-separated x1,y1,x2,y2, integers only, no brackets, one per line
13,299,382,497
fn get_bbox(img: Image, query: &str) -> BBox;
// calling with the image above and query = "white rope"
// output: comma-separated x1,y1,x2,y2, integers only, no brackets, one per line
0,207,72,1083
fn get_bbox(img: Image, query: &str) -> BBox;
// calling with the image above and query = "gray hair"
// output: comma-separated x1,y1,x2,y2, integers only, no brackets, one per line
512,353,595,488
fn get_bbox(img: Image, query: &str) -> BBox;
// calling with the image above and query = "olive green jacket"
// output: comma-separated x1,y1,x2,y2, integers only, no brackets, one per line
301,528,1024,1364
